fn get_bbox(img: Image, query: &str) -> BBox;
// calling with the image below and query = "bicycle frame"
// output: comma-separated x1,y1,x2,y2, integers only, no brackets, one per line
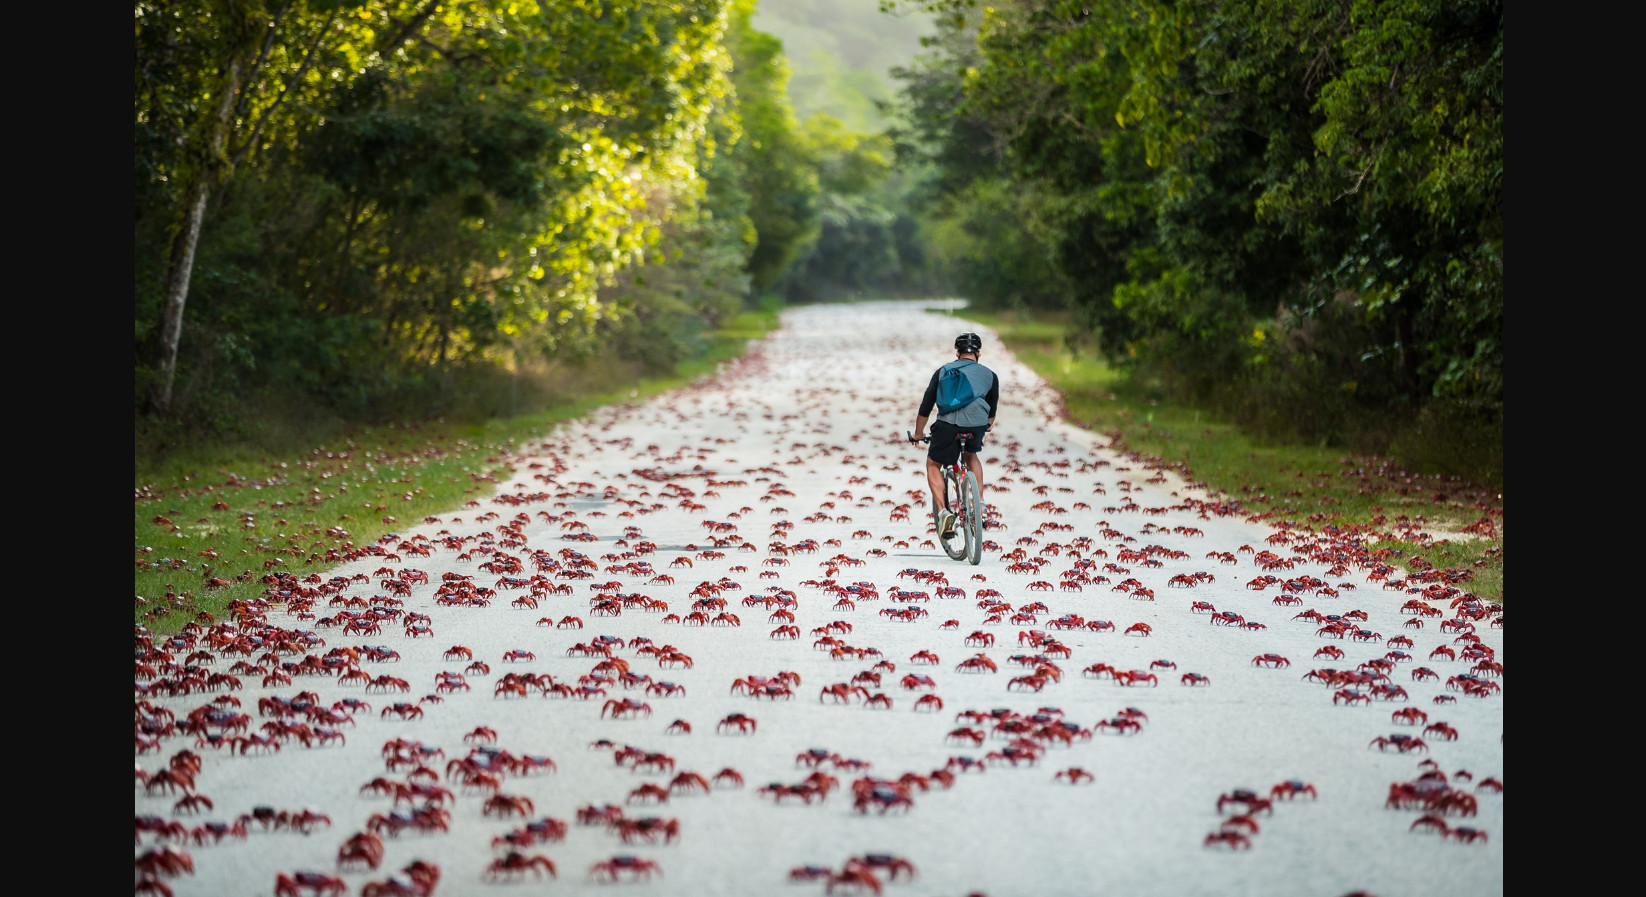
910,429,984,564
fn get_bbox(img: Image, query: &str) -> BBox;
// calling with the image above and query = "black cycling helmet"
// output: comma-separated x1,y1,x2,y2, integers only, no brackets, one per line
955,332,982,354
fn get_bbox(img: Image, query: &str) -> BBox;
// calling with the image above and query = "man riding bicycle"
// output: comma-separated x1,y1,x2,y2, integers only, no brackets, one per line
910,332,1000,538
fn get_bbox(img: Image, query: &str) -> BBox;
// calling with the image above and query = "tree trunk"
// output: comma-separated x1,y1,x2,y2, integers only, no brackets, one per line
148,55,243,413
151,183,211,412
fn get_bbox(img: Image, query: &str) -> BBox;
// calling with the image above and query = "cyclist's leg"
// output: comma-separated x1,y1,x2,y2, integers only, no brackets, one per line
927,422,962,516
925,456,949,517
927,422,966,538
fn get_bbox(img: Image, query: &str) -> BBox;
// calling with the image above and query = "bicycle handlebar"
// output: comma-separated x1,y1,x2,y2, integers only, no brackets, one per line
909,429,983,456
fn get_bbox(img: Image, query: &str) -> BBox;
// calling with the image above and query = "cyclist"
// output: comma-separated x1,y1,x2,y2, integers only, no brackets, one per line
909,332,1000,538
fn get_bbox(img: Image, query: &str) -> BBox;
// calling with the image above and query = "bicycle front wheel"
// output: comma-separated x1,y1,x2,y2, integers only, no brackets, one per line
962,472,984,565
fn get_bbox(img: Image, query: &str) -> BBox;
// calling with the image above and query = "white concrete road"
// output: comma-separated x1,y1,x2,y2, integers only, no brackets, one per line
135,301,1504,897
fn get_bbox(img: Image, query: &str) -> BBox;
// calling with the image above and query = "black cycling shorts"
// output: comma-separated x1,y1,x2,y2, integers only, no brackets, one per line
928,420,987,467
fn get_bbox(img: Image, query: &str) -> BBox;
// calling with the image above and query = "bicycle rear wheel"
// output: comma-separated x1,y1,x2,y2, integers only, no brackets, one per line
938,471,968,561
961,471,984,565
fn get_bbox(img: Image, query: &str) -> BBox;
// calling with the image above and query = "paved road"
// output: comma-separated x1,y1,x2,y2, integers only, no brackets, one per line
136,301,1504,897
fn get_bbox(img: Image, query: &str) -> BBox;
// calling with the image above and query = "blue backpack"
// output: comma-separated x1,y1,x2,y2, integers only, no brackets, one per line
935,361,978,413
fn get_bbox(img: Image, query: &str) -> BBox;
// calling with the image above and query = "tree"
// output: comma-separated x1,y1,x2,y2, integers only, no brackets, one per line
137,0,442,411
137,1,758,430
725,0,819,293
883,0,1500,469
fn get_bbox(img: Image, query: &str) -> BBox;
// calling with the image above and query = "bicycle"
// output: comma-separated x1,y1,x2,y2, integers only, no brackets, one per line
908,430,984,565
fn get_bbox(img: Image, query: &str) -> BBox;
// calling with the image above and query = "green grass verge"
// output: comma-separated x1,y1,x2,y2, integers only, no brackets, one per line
931,305,1503,605
134,304,784,637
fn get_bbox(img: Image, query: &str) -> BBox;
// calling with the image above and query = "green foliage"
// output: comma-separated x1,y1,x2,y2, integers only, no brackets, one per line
774,109,933,302
780,193,901,302
725,0,819,291
136,0,840,460
753,0,935,131
888,0,1501,482
920,177,1068,311
881,8,992,194
803,115,895,195
784,49,900,134
733,2,948,303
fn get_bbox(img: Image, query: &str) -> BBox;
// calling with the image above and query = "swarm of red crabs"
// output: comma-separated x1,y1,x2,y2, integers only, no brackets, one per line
135,308,1500,896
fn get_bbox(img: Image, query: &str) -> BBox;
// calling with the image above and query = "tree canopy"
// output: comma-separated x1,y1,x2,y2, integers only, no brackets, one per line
136,0,829,443
136,0,1501,482
883,0,1501,476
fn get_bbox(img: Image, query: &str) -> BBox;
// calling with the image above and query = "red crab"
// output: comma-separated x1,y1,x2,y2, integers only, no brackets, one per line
1270,780,1317,800
717,712,757,734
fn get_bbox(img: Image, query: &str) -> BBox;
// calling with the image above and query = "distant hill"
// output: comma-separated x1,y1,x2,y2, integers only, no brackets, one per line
751,0,934,132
